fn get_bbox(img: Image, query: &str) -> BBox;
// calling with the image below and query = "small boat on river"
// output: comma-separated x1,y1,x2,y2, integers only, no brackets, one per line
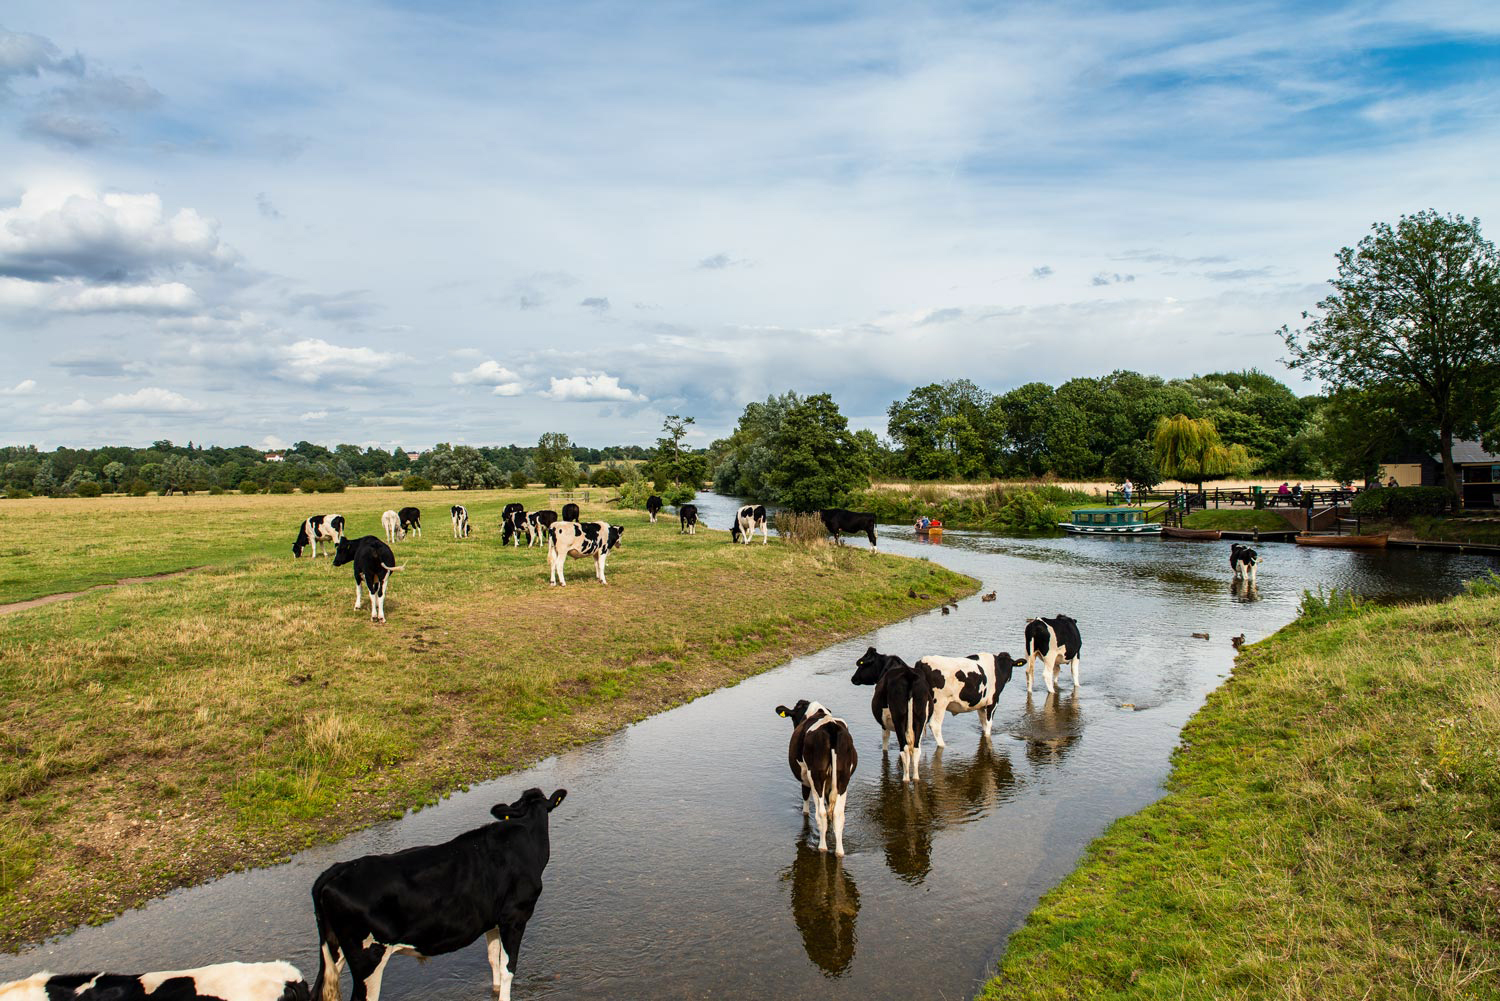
1059,507,1162,536
915,519,944,537
1161,525,1222,541
1295,533,1389,549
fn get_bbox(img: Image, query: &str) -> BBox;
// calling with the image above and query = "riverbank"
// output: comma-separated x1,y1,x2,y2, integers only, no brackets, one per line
1181,508,1291,532
982,579,1500,1000
847,482,1093,532
0,497,975,950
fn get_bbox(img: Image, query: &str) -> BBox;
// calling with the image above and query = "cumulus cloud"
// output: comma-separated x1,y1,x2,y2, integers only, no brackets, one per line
54,281,199,313
0,28,83,84
1,378,38,395
277,339,405,384
453,360,519,385
1091,272,1136,286
50,351,147,378
580,296,610,313
41,397,94,415
300,410,328,420
697,253,748,271
99,387,203,413
542,373,645,402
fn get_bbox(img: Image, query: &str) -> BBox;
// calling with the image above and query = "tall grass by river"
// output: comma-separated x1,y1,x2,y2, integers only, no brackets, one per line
847,482,1099,532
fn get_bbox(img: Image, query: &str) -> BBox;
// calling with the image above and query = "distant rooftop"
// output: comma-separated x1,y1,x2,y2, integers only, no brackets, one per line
1451,440,1500,464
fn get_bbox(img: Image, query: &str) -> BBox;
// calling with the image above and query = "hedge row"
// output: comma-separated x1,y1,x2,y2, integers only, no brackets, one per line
1350,485,1451,518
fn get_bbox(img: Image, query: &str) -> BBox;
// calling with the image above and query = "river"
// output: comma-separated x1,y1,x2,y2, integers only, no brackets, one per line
3,492,1494,999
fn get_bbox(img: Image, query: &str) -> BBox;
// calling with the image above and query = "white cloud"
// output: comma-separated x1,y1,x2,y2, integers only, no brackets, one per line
276,339,406,384
54,281,200,314
1,379,38,396
453,359,521,386
261,434,288,450
490,382,524,397
98,387,203,413
542,373,645,402
41,397,94,415
300,410,329,420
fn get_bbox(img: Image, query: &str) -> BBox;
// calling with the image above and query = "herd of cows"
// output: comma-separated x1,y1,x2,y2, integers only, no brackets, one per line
1,493,1260,1001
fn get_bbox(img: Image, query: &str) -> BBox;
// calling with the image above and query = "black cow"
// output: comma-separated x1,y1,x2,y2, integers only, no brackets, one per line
730,504,768,545
679,503,699,535
774,700,857,856
1230,543,1260,583
561,502,580,522
851,647,934,782
332,535,404,624
311,787,567,1001
646,495,663,523
526,510,558,548
820,508,877,549
293,513,345,558
1023,614,1083,694
450,505,471,539
397,506,421,539
501,503,526,547
2,963,309,1001
548,521,624,586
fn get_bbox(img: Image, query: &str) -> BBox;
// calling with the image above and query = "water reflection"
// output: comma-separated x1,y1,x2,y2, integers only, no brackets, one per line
926,739,1019,826
782,845,860,977
868,753,933,884
1015,691,1082,766
1230,578,1261,602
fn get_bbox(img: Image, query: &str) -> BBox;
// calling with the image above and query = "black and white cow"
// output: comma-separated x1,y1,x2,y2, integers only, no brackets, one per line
774,700,857,856
645,495,663,523
1,962,309,1001
914,651,1021,746
501,503,526,547
850,647,934,782
547,521,624,586
730,504,768,545
1230,543,1260,583
1023,614,1083,694
820,508,878,549
332,536,404,624
679,503,698,534
526,510,558,548
311,787,567,1001
560,502,580,523
380,510,400,544
397,506,421,540
450,505,471,539
293,514,345,559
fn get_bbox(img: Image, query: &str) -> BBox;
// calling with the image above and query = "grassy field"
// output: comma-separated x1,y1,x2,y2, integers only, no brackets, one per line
1181,508,1294,532
0,488,975,949
982,582,1500,1000
1369,514,1500,546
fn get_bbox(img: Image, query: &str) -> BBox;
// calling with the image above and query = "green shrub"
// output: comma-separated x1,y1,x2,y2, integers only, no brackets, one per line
128,479,151,497
1351,486,1450,519
1462,570,1500,599
320,477,346,493
208,485,225,495
269,481,294,494
1297,585,1367,624
403,475,433,492
590,468,624,487
380,472,403,487
774,510,827,545
5,487,34,499
74,481,103,498
238,480,263,494
299,477,321,493
357,474,377,487
509,471,528,490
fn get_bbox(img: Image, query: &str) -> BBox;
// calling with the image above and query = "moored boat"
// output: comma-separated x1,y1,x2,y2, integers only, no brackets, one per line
1161,525,1222,541
1294,533,1389,549
1058,507,1162,536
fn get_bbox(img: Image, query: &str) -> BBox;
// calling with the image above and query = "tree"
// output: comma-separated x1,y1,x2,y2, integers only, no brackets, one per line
649,415,699,490
886,380,1001,479
1153,415,1251,492
533,432,578,488
763,393,869,510
1282,211,1500,507
997,382,1054,476
1105,441,1161,491
102,461,126,490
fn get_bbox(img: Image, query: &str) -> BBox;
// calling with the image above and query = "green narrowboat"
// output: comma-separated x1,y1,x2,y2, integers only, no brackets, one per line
1058,506,1162,536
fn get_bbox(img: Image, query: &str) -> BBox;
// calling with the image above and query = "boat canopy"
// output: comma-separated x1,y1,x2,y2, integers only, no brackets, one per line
1069,506,1147,527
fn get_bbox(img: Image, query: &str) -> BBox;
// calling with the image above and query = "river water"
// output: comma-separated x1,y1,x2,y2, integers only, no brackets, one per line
3,493,1494,999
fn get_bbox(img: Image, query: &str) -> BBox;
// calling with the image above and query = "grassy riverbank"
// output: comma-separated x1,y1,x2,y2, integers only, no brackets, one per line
0,492,975,949
1181,508,1292,532
1367,514,1500,547
983,582,1500,999
847,481,1096,532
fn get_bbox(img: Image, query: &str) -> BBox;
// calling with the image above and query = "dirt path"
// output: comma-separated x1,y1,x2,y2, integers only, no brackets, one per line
0,568,202,617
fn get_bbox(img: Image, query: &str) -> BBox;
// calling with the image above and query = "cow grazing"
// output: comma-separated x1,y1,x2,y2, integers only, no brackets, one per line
1024,614,1083,694
293,514,345,559
679,503,698,534
774,700,857,855
397,507,421,539
380,510,400,544
548,521,624,586
311,787,567,1001
450,505,471,539
1230,543,1260,583
731,504,769,545
850,647,934,782
332,536,404,624
820,508,878,550
1,962,309,1001
561,502,580,522
646,495,663,523
526,510,558,548
501,503,526,547
915,651,1021,746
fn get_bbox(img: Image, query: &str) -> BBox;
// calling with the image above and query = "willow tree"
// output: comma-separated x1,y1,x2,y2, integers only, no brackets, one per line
1153,414,1251,493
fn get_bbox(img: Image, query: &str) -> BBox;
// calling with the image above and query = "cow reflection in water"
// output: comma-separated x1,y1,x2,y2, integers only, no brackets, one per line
783,843,861,976
866,737,1018,884
1231,577,1260,602
1018,690,1082,766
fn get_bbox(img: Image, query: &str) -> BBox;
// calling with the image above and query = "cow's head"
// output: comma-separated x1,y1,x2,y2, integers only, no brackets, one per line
490,787,568,822
993,652,1022,686
331,537,358,567
775,699,813,725
852,646,898,685
608,525,624,549
292,524,310,558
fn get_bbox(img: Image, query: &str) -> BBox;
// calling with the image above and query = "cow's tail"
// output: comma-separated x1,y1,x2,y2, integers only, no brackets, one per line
381,563,406,573
311,882,343,1001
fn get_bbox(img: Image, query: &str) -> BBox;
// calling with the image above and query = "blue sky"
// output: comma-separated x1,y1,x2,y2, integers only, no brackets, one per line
1,1,1497,450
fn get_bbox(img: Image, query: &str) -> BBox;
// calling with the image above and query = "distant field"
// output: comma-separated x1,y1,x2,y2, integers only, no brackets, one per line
0,488,976,948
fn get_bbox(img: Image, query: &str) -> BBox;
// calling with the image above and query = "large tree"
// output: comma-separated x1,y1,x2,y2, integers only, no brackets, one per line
1282,211,1500,506
1153,414,1251,493
764,393,869,510
886,379,1001,480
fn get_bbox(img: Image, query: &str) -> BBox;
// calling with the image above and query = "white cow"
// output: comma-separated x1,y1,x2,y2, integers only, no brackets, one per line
1,962,307,1001
915,652,1022,747
381,509,401,543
